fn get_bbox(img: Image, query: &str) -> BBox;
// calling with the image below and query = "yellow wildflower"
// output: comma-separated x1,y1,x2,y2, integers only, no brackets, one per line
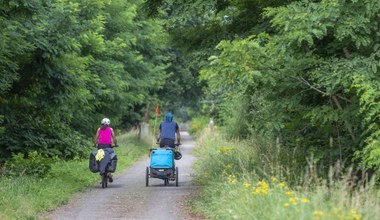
251,186,269,195
288,197,297,205
313,210,324,220
349,209,362,220
271,177,277,182
225,163,233,169
243,182,252,188
227,175,237,184
285,191,293,196
258,180,269,190
217,146,236,155
283,202,290,207
300,197,310,203
277,182,286,188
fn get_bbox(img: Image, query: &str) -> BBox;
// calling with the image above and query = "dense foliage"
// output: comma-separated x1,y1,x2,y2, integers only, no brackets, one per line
2,0,380,177
199,0,380,174
144,0,380,176
0,0,169,161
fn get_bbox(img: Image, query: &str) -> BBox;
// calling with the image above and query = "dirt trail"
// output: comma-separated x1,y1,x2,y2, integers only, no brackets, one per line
41,132,200,220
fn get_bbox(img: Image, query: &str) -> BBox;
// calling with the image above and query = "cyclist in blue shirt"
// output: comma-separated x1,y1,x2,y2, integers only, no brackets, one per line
157,113,181,148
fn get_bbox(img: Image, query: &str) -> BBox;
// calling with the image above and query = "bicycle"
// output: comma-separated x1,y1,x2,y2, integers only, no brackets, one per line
89,144,118,188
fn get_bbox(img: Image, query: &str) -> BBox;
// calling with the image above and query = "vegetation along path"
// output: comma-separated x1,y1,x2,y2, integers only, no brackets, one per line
41,132,199,220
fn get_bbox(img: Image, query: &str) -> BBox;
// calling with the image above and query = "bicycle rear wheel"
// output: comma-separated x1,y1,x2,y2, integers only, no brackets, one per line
102,174,108,188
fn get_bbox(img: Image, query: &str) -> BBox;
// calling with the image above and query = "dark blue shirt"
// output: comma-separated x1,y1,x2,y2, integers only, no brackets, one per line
159,121,179,140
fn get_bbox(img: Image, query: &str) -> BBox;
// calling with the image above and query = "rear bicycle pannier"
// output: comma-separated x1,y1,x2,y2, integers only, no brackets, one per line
108,153,117,173
89,151,99,173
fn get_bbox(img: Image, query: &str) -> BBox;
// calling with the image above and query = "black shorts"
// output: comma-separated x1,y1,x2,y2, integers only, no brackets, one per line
160,138,175,148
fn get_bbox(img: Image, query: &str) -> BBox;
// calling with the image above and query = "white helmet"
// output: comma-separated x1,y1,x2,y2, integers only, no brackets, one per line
101,118,111,125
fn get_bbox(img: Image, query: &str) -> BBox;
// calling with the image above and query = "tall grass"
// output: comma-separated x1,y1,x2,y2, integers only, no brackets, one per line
0,132,151,220
191,130,380,220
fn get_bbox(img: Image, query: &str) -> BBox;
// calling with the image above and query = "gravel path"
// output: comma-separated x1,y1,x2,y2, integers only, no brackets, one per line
41,132,201,220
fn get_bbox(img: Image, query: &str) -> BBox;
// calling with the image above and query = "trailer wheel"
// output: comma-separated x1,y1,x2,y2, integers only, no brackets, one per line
175,167,179,187
146,167,149,187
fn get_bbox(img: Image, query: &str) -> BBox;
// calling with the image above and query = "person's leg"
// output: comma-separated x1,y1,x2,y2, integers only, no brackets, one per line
107,173,113,182
99,152,111,176
168,139,175,148
103,148,114,182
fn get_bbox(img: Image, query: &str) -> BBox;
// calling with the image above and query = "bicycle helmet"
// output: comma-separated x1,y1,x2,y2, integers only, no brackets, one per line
101,118,111,125
165,113,173,122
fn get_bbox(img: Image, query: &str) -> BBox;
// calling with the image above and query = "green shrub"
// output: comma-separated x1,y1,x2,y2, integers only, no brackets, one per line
189,116,209,136
2,151,56,178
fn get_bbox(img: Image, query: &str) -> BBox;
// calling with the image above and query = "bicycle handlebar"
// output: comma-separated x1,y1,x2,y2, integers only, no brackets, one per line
156,142,181,145
93,144,119,148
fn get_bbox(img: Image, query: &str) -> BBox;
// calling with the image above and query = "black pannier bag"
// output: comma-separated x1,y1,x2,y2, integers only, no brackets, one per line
89,151,99,173
108,153,117,173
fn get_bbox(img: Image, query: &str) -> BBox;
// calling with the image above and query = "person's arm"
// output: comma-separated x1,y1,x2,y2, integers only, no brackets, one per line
176,123,181,144
176,130,181,144
94,128,100,145
156,124,162,142
111,128,117,145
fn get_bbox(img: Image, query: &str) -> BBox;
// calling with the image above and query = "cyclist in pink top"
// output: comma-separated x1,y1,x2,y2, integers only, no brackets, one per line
94,118,118,149
93,118,118,183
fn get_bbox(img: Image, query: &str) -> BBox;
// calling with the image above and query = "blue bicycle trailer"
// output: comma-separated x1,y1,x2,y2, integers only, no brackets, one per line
146,148,178,186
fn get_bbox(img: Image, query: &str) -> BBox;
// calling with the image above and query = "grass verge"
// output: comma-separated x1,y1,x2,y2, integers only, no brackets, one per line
191,130,380,220
0,132,151,220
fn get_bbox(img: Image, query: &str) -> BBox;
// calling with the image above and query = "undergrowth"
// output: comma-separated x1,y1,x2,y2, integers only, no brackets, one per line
191,130,380,220
0,132,151,220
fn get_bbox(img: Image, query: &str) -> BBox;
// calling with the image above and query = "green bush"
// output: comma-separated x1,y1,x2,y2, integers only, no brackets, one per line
1,151,56,178
189,116,209,136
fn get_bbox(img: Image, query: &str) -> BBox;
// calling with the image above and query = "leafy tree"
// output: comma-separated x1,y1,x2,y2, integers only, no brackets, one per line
0,0,89,160
201,0,380,174
0,0,169,163
142,0,297,118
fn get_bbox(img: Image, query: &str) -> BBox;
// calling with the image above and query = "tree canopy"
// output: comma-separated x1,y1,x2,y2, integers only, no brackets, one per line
198,0,380,174
0,0,169,160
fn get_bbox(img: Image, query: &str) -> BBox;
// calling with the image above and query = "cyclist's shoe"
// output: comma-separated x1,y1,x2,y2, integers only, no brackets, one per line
107,173,113,183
